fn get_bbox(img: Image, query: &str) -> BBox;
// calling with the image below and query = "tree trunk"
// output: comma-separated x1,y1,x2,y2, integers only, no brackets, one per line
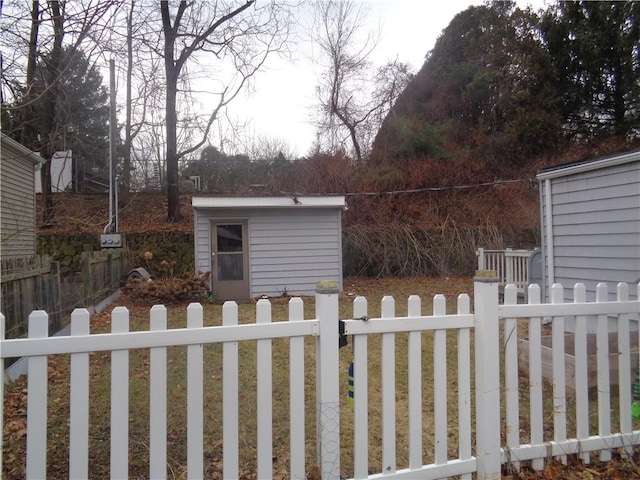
165,67,182,221
40,0,64,226
22,1,40,148
161,0,184,222
121,0,135,206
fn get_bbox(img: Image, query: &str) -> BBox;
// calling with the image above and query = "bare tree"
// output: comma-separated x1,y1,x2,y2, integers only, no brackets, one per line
120,0,164,204
230,131,297,161
20,1,41,148
121,0,137,204
1,0,121,224
159,1,293,221
39,0,65,225
311,0,412,162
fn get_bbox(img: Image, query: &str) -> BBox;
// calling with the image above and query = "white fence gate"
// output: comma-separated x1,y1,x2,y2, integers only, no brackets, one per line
2,274,640,479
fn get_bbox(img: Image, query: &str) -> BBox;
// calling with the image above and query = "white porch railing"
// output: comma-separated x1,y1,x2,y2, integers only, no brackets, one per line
476,247,534,291
2,276,640,479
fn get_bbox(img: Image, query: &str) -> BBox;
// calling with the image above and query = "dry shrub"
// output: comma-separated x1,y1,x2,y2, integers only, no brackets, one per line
343,221,509,277
122,273,211,305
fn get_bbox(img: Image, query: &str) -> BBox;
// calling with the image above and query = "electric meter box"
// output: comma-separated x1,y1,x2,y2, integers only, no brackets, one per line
100,233,124,249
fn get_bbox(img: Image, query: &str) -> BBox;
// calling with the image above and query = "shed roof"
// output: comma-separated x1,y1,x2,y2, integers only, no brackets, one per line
192,195,346,209
537,147,640,181
1,133,44,166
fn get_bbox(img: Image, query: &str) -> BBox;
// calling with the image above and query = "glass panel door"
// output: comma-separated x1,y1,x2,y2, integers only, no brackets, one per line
211,221,249,300
216,224,244,281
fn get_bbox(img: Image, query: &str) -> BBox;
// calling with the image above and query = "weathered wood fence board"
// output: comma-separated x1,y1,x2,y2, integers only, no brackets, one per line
1,250,127,340
0,256,60,338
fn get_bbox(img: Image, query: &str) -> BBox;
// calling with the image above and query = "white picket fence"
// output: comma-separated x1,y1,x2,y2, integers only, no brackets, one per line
2,275,640,479
476,247,534,291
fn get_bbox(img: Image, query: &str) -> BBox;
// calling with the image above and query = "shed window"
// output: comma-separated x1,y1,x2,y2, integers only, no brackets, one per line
217,224,243,252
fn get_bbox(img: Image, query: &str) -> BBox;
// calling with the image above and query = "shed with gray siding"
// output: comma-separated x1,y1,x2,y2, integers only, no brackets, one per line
1,134,44,260
537,148,640,328
193,196,345,300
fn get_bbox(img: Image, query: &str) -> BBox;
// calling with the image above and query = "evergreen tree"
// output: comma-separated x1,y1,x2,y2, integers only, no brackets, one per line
6,46,110,178
38,47,109,169
541,1,640,139
373,1,562,167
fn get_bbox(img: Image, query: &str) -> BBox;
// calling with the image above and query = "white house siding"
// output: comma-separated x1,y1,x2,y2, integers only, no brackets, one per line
194,205,343,298
249,209,342,297
540,157,640,304
193,207,211,277
1,141,39,258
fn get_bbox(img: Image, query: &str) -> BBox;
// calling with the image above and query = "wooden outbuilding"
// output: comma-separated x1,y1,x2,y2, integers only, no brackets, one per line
193,195,345,300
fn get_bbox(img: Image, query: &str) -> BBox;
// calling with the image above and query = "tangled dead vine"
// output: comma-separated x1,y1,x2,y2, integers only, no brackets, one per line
342,220,521,278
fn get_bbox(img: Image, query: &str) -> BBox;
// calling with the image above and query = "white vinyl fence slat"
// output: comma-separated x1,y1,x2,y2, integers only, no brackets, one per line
343,314,475,334
111,307,130,479
5,278,640,480
256,299,273,480
503,285,520,471
596,283,612,462
27,310,48,480
1,322,320,358
381,296,396,474
353,296,369,480
473,276,501,478
69,309,90,479
433,295,448,465
617,283,633,457
223,301,240,480
527,285,544,471
187,303,204,479
407,295,422,470
503,432,640,463
457,294,472,480
573,284,590,464
550,284,567,464
288,298,305,480
499,301,639,319
315,284,340,479
149,305,168,480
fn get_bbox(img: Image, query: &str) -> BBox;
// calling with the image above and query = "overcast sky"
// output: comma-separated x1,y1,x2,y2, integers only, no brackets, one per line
223,0,547,157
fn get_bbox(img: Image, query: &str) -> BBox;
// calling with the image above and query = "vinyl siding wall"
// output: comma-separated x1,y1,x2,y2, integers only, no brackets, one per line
194,206,343,298
1,145,37,258
541,160,640,303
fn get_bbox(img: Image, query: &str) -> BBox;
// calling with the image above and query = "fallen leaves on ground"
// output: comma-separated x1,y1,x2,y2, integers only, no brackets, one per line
510,451,640,479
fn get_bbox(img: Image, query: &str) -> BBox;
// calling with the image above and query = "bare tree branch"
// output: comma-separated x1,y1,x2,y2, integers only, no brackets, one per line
159,0,293,221
311,0,411,162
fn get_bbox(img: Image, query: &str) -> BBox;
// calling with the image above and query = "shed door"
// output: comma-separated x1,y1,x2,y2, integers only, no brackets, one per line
211,221,249,300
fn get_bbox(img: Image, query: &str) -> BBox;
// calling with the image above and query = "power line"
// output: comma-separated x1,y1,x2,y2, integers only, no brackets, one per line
343,178,532,197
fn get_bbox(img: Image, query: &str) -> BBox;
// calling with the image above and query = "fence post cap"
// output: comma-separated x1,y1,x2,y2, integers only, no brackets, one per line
474,270,499,282
316,280,339,294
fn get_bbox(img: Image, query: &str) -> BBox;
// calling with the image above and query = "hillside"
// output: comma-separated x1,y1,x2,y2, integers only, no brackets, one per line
34,138,637,278
37,182,539,239
36,193,195,236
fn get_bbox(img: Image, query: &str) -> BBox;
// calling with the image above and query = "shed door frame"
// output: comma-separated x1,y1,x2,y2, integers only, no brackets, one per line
210,219,250,300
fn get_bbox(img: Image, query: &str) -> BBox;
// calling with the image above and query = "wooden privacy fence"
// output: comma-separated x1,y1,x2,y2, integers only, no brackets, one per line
80,249,127,309
2,275,640,479
0,255,61,338
0,250,127,341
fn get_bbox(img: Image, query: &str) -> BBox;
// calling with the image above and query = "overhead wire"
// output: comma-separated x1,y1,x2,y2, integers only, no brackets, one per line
342,178,533,197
